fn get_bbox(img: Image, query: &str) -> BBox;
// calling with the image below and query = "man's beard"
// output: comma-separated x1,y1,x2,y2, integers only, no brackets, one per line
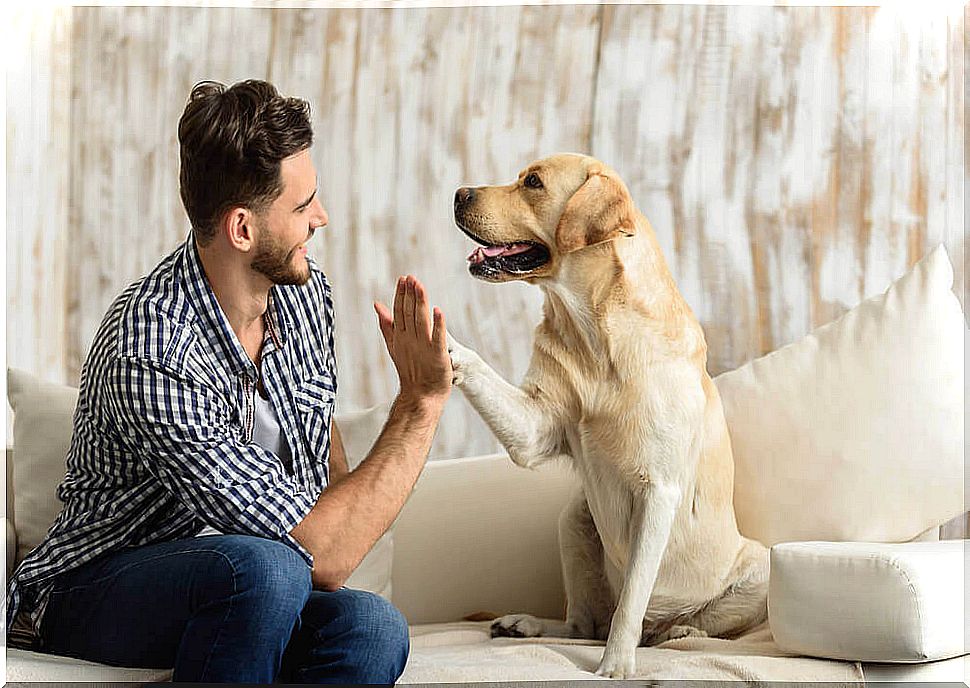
251,224,311,286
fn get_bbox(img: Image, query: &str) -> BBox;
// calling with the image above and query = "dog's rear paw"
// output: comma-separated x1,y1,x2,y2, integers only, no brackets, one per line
655,625,708,643
491,613,544,638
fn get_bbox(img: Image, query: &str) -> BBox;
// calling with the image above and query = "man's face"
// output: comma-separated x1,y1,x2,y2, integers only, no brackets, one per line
251,149,328,286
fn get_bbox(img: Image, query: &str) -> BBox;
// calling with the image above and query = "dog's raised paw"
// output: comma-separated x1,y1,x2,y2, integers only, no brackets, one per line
490,614,544,638
445,332,475,386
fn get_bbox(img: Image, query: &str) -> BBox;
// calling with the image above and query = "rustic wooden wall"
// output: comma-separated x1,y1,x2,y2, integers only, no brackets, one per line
7,4,966,464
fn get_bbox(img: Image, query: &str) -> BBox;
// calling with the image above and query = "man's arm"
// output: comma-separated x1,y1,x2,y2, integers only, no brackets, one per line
104,356,317,553
290,274,451,591
328,421,349,484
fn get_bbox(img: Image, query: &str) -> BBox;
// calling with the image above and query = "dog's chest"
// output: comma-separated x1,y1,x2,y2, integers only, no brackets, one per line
560,362,703,569
562,365,687,465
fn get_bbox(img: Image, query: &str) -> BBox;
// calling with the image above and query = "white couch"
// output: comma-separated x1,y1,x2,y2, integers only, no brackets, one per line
5,245,968,683
4,451,968,684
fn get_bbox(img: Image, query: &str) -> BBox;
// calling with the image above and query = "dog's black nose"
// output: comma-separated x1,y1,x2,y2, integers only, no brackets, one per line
455,187,475,207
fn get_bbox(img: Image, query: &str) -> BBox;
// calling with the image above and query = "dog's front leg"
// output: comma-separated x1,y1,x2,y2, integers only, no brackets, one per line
447,333,561,468
596,481,680,679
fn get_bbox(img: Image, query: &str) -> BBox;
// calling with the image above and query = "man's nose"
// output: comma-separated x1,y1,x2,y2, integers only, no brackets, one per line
311,198,329,229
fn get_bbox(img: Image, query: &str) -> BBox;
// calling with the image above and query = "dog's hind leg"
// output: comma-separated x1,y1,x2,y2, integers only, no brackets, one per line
672,538,769,640
558,488,615,640
491,489,614,640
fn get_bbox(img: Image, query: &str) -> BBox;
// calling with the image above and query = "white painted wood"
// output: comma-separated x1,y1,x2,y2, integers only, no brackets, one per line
6,4,965,462
5,6,73,440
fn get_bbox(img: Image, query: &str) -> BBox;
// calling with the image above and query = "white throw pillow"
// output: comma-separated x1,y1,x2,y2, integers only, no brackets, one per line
334,400,395,600
7,368,79,565
6,368,395,600
715,245,966,546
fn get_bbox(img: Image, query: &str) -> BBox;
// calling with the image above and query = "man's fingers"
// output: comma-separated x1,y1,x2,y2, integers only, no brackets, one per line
374,302,394,352
403,275,417,333
393,276,406,332
431,307,447,353
413,279,433,340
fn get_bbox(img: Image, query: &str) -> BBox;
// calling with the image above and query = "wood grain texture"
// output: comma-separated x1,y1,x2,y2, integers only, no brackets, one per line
592,4,965,375
6,6,73,391
7,4,965,463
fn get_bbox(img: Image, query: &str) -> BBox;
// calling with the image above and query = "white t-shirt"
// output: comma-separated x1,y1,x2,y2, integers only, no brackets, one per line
196,384,292,537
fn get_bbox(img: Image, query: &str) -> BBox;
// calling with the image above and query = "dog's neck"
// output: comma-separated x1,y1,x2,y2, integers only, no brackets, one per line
538,223,687,362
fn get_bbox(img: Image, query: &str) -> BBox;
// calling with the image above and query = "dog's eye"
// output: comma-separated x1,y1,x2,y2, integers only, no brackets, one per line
523,173,543,190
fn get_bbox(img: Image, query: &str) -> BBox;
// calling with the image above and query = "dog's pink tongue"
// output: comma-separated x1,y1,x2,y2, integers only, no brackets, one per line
502,243,532,256
467,243,533,264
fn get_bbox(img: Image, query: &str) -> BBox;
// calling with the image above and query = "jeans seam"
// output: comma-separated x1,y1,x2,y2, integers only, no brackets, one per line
49,547,243,598
189,550,238,682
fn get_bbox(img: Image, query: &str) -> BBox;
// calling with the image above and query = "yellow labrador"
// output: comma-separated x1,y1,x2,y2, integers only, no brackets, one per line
447,154,768,678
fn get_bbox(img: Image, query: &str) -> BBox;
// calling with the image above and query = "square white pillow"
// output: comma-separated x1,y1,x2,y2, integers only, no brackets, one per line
7,368,79,565
715,245,966,546
6,368,395,599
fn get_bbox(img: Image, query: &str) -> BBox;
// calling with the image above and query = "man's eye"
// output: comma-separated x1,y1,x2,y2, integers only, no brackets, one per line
524,173,543,189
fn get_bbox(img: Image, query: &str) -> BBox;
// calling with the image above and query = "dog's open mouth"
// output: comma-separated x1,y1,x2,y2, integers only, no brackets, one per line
458,224,550,278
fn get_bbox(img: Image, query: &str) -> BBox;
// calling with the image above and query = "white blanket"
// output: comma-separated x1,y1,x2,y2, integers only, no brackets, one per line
400,621,865,683
6,620,865,684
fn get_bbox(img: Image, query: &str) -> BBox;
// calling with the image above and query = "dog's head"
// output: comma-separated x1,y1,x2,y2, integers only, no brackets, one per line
454,153,636,283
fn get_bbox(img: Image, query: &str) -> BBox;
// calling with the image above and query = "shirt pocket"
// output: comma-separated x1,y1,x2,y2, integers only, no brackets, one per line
294,372,336,466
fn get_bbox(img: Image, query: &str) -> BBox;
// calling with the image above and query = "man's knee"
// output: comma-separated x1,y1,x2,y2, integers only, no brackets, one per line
201,535,312,617
306,589,410,682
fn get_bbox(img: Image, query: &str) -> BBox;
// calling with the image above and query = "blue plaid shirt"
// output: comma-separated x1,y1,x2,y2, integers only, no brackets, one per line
6,232,337,646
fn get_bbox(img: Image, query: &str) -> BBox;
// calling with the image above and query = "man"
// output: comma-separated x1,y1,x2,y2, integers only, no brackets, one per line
5,79,453,683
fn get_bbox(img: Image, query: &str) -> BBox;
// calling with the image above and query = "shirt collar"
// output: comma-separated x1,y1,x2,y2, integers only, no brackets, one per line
181,231,290,377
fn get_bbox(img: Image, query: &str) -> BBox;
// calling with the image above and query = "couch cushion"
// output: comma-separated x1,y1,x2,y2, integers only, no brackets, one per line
715,245,966,546
5,648,172,683
397,621,865,683
6,369,79,565
391,453,575,625
6,368,394,599
333,399,394,599
768,540,967,662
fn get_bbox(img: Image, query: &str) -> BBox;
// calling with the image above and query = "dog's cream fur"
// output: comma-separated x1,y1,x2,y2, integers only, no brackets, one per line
448,154,768,678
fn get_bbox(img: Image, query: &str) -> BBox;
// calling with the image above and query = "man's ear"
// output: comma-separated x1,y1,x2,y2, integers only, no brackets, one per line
555,170,635,254
225,207,255,251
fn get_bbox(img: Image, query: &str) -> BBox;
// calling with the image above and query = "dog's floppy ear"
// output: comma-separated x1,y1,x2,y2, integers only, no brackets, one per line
555,170,635,254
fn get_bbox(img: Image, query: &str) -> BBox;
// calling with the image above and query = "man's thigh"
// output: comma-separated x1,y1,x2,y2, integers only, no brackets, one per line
39,534,305,669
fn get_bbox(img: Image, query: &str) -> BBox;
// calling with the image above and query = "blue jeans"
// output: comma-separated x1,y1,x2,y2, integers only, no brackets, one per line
38,535,409,683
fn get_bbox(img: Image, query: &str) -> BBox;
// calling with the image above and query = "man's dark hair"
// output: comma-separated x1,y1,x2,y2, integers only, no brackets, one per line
178,79,313,245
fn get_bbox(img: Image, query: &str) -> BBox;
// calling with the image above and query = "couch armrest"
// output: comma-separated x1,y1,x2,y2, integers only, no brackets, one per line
6,516,17,583
391,453,575,625
770,540,966,663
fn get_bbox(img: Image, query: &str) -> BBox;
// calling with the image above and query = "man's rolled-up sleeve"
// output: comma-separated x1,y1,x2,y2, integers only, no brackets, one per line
104,355,318,563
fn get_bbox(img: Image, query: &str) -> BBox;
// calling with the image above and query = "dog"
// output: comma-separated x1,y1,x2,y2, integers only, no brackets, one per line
447,153,768,678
